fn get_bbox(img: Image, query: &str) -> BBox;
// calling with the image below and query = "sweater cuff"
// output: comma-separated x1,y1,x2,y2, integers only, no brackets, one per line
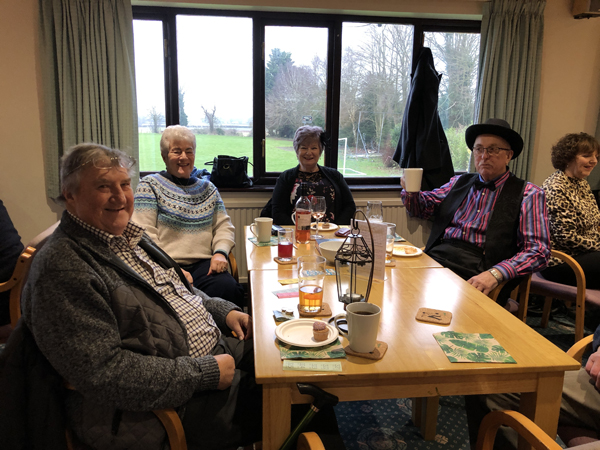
196,356,221,392
213,250,229,259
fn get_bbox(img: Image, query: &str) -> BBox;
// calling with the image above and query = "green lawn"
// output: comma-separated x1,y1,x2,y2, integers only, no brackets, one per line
138,133,402,178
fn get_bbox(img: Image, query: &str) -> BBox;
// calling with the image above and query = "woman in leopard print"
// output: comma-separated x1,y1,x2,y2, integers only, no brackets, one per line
541,132,600,287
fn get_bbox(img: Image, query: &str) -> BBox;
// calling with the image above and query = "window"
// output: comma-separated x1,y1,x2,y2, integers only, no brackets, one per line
133,8,480,184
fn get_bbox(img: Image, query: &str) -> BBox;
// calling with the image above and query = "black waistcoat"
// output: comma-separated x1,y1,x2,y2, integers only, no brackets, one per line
424,172,526,270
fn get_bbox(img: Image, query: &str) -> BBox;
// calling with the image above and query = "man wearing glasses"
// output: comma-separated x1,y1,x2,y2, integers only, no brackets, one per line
401,118,551,302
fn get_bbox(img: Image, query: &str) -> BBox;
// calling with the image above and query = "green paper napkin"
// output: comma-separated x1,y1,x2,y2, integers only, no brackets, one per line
248,236,278,246
433,331,516,363
279,339,346,360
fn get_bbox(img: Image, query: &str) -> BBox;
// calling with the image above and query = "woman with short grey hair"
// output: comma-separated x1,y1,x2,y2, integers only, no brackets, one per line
269,125,356,226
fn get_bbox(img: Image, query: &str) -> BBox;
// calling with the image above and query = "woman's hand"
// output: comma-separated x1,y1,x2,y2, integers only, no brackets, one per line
226,310,253,340
208,253,229,275
181,269,194,285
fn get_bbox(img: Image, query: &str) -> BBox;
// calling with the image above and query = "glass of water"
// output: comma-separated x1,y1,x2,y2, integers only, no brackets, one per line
385,223,396,263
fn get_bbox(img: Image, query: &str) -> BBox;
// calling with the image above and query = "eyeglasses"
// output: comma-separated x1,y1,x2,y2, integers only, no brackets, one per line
473,145,511,156
64,155,136,178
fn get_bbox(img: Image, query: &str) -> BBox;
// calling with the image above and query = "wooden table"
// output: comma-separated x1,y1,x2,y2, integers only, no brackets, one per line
250,267,580,450
244,225,443,271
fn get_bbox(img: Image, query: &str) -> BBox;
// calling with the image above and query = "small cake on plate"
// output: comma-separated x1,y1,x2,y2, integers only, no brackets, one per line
313,321,329,342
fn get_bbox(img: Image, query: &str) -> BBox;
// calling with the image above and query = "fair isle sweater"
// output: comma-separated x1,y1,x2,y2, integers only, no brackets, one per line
133,171,235,265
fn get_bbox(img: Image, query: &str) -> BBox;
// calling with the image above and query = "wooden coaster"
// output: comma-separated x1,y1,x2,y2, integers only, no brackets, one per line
297,302,332,317
416,308,452,325
274,256,298,265
344,341,388,360
385,260,396,267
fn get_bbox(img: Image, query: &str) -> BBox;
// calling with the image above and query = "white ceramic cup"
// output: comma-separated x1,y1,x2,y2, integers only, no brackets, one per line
334,302,381,353
402,168,424,192
250,217,273,243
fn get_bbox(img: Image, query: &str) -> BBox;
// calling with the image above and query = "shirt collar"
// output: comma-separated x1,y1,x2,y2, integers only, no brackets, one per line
67,211,144,248
477,170,511,189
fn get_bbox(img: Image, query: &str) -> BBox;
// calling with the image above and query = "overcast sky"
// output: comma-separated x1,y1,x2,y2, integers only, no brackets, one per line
133,18,372,126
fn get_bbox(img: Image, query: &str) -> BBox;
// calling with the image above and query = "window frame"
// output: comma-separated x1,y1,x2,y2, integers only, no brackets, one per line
133,6,480,187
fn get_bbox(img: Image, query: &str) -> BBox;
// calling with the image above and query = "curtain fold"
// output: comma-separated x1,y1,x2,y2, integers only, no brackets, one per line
472,0,545,179
39,0,138,200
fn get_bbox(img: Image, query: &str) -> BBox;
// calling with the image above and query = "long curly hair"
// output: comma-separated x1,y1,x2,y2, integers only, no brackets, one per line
551,132,599,171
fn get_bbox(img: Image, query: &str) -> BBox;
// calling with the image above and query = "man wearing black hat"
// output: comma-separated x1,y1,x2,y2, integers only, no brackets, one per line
401,118,551,300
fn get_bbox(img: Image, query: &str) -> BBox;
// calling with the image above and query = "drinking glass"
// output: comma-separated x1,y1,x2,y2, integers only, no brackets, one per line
310,196,326,240
385,223,396,264
298,255,326,314
277,228,294,261
366,201,383,223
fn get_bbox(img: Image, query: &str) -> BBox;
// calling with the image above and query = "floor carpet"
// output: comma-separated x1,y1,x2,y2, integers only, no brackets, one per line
332,300,599,450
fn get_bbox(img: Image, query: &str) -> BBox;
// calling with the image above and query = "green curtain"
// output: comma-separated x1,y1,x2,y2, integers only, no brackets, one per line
39,0,139,200
472,0,546,179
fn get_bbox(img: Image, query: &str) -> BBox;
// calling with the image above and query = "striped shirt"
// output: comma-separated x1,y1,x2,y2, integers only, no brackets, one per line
401,171,550,280
68,212,220,357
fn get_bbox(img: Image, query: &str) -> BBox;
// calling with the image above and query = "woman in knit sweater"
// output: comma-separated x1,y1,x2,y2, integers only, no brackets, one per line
133,125,244,306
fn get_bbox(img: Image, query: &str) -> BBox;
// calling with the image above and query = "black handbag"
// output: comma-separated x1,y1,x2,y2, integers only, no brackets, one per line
205,155,253,188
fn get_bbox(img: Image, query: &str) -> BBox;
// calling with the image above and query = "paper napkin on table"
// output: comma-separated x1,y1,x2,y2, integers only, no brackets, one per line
433,331,516,363
279,339,346,360
272,287,299,298
248,236,278,246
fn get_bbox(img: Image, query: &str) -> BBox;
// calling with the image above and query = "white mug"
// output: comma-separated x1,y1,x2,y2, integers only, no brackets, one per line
334,302,381,353
250,217,272,243
402,168,424,193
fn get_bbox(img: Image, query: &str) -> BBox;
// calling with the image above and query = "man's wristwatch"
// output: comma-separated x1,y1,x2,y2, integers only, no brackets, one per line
488,268,503,283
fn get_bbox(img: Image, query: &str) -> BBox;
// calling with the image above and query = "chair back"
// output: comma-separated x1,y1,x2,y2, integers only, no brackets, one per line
7,221,60,327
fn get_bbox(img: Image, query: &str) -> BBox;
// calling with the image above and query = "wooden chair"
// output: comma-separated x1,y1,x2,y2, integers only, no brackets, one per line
0,246,36,330
529,250,600,343
228,250,239,282
475,334,598,450
412,275,533,441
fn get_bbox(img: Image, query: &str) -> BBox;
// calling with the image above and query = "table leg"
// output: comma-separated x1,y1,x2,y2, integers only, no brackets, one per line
412,397,439,441
518,372,564,450
263,385,292,450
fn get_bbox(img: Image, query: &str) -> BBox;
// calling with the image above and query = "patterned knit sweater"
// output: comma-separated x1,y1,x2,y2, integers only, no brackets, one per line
542,170,600,266
133,171,235,265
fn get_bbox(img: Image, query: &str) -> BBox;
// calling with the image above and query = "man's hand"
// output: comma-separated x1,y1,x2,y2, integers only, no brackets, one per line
226,310,252,340
214,354,235,390
182,269,194,285
585,348,600,391
467,271,499,296
208,253,228,276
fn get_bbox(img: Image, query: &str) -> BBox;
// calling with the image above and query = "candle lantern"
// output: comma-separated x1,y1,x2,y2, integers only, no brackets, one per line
334,211,374,308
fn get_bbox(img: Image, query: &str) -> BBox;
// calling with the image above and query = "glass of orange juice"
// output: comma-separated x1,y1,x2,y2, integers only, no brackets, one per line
297,255,326,314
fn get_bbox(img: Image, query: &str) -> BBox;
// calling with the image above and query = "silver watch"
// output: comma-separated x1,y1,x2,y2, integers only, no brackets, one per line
488,268,503,283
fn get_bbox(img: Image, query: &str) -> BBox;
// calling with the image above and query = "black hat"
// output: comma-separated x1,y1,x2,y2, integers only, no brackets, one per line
465,118,524,159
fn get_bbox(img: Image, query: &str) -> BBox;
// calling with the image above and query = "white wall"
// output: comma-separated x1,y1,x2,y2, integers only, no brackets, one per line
1,0,599,244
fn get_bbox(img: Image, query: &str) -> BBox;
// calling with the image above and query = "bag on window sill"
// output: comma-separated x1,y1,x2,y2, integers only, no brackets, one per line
205,155,253,188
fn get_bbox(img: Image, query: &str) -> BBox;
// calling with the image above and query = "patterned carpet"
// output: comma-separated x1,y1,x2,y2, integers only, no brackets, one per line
333,299,599,450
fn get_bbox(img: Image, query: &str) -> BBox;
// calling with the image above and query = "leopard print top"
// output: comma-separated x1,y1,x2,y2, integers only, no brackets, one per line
542,170,600,266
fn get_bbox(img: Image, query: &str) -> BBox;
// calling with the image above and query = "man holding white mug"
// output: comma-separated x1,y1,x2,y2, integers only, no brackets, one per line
400,119,551,303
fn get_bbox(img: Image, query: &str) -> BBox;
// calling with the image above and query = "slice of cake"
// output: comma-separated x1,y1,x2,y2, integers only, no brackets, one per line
313,321,329,341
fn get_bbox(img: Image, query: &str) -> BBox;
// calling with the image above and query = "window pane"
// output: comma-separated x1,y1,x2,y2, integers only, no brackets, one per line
424,32,480,172
177,16,253,172
337,23,413,178
133,20,167,172
264,26,328,173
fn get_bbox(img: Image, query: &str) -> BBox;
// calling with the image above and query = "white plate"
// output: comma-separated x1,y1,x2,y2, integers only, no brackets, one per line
392,244,423,257
275,319,339,347
311,223,339,231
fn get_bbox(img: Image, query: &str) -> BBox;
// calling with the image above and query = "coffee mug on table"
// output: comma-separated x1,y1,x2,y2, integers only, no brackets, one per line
334,302,381,353
250,217,273,243
402,168,423,193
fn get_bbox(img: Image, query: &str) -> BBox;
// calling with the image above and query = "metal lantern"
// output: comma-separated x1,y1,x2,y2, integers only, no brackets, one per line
334,210,375,307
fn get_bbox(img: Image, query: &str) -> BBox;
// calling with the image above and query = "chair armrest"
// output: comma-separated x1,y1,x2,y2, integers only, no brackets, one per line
228,251,239,283
550,250,586,288
567,334,595,363
476,410,562,450
297,432,326,450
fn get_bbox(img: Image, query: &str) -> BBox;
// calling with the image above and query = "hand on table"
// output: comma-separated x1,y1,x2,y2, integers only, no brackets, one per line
226,310,253,341
467,271,499,296
214,354,235,390
585,348,600,391
208,253,228,276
